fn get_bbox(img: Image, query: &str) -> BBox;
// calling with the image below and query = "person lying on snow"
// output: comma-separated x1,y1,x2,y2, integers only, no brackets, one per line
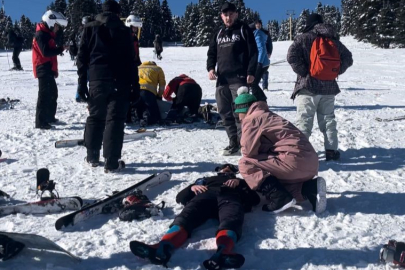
130,164,260,269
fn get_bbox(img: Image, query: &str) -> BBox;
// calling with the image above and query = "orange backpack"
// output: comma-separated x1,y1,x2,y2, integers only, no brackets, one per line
309,36,340,80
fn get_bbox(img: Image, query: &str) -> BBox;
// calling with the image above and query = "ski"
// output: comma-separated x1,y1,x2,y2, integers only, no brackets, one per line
270,59,287,66
55,171,171,230
55,130,157,148
0,232,80,261
0,197,83,217
375,115,405,122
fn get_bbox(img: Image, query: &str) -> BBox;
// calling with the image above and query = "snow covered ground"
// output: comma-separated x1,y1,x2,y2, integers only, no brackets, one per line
0,37,404,270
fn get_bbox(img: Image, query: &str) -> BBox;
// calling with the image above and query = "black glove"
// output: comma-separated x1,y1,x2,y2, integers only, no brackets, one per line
77,84,89,102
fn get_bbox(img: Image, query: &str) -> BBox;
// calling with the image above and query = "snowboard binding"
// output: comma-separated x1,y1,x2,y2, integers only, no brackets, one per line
119,190,165,221
130,240,171,267
0,234,25,261
36,168,59,200
380,240,405,267
203,251,245,270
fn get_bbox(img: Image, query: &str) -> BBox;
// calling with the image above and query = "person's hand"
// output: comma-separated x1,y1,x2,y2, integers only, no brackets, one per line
78,84,89,102
208,69,217,80
191,185,208,195
223,179,240,188
247,75,255,84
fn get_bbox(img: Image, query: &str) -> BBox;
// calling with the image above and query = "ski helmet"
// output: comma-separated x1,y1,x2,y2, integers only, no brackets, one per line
82,16,93,25
42,10,68,28
125,15,142,28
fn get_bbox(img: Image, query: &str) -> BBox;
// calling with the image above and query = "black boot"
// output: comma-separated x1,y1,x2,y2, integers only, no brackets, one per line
325,150,340,161
259,176,296,213
104,158,125,173
85,149,100,167
301,177,327,213
222,136,240,156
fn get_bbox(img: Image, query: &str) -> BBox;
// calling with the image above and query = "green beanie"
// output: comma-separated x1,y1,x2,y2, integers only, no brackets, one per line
234,87,257,113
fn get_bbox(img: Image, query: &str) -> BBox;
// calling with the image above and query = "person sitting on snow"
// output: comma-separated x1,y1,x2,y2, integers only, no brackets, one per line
130,164,260,269
163,74,202,123
137,61,166,126
235,87,327,214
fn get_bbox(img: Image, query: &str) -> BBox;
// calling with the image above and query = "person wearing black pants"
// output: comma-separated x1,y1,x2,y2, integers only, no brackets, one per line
8,29,24,71
77,0,139,172
36,73,58,127
130,164,260,268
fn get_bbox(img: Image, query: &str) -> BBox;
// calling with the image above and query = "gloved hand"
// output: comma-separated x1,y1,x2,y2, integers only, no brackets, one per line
77,84,89,102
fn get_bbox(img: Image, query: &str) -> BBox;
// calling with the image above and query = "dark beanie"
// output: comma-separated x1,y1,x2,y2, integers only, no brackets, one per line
303,13,323,33
102,0,121,14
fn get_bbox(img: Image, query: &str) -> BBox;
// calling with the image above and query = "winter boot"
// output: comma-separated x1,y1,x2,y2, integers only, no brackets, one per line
301,177,327,214
325,150,340,161
104,158,125,173
36,123,53,130
85,149,100,167
222,137,240,156
259,176,296,213
130,241,172,267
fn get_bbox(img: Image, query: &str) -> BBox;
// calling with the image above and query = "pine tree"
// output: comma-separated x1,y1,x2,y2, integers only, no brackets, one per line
182,3,199,47
119,0,131,18
295,9,309,35
95,0,103,14
376,5,395,48
355,0,382,43
172,15,183,43
195,0,215,46
341,0,358,36
141,0,162,47
19,15,35,49
65,0,97,46
161,0,174,42
54,0,67,15
394,0,405,47
278,19,289,41
267,20,279,41
212,0,226,28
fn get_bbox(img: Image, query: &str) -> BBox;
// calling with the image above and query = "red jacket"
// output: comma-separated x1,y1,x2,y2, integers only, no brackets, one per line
32,23,63,78
163,74,197,101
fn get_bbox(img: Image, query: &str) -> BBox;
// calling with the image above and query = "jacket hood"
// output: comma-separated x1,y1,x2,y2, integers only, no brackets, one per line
246,101,269,116
36,23,55,37
141,61,157,66
312,23,337,38
95,12,123,28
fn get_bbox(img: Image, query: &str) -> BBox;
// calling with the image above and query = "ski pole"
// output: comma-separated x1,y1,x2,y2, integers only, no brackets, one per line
5,49,10,69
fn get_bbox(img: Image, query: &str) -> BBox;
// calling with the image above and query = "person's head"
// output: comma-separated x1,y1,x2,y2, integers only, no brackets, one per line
42,10,68,32
254,19,262,30
125,15,142,33
234,86,257,120
102,0,121,15
303,13,323,33
221,2,238,28
215,164,239,174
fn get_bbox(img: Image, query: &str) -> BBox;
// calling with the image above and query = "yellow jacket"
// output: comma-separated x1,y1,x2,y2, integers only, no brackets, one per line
138,61,166,97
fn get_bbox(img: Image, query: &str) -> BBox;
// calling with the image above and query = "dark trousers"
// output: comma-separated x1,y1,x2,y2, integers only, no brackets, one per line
12,47,22,68
136,90,161,125
84,80,130,160
35,75,58,127
172,191,244,239
172,84,202,116
215,83,245,142
251,65,269,102
262,70,269,90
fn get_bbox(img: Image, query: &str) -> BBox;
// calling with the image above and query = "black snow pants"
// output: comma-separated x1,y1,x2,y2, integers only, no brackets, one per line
171,190,245,239
172,83,202,116
136,90,161,125
35,75,58,127
84,80,130,160
12,46,22,68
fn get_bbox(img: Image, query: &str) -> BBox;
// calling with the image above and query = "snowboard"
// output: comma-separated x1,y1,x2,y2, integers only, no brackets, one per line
375,115,405,122
0,231,80,261
0,98,20,110
0,197,83,217
55,130,157,148
55,171,171,230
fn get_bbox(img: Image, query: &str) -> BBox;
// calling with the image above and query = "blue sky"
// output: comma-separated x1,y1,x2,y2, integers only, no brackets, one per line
6,0,342,24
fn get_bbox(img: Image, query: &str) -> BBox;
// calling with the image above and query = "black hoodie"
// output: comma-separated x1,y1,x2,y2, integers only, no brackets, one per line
77,12,139,88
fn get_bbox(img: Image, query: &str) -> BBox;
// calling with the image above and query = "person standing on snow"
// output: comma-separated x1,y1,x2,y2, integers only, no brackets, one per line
234,87,326,214
7,29,24,71
206,2,258,156
153,34,163,60
32,10,68,130
76,0,140,173
254,20,273,91
130,164,260,269
287,14,353,161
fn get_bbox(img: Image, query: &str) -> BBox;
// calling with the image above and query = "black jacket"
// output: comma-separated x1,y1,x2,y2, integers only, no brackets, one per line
176,173,260,212
77,12,139,91
8,30,23,49
207,21,258,86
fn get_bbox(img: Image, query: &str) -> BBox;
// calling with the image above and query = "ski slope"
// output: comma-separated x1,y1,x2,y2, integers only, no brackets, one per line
0,37,404,270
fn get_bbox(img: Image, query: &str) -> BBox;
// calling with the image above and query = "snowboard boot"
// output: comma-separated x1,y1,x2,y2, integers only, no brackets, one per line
36,123,53,130
0,234,25,261
85,150,100,167
259,176,296,213
380,240,405,267
325,150,340,161
130,241,172,267
48,118,59,124
104,159,125,173
301,177,327,214
222,137,240,156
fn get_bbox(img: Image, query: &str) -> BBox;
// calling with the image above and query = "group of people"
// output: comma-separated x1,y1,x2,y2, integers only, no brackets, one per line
27,0,353,268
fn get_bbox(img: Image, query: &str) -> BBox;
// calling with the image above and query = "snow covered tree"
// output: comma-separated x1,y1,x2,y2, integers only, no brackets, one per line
394,0,405,47
19,15,35,49
161,0,174,42
140,0,162,47
65,0,97,46
355,0,382,43
267,20,279,41
172,15,183,43
182,3,199,47
212,0,227,28
195,0,215,46
376,5,395,48
295,9,310,35
118,0,131,18
341,0,359,36
278,19,289,41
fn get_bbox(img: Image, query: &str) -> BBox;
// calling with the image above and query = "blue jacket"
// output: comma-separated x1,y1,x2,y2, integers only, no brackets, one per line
254,29,270,67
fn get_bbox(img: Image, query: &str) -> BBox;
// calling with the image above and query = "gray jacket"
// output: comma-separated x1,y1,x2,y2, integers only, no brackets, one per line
287,24,353,99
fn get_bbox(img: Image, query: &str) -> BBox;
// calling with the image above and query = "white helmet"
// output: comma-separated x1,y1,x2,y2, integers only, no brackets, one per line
125,15,142,28
42,10,68,28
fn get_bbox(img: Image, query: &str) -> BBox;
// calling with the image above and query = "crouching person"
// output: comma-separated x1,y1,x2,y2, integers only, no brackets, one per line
235,87,327,214
130,164,260,269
